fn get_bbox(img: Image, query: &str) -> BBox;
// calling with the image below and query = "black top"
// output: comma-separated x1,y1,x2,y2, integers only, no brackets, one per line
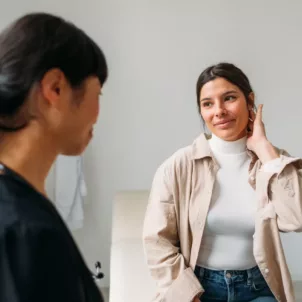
0,164,104,302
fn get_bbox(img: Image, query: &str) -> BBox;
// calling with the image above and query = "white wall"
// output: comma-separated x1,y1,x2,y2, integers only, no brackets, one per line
1,0,302,287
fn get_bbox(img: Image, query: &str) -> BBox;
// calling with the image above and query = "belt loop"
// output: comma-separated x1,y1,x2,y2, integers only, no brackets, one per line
247,268,253,286
200,267,205,279
196,266,205,279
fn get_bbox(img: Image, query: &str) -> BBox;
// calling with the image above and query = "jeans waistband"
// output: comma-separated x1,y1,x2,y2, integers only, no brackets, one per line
194,265,260,285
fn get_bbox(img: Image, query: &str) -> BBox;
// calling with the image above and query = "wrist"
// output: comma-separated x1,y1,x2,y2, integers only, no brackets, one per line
254,139,279,164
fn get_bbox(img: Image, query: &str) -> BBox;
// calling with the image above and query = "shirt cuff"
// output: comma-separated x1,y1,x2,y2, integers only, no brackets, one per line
262,155,288,173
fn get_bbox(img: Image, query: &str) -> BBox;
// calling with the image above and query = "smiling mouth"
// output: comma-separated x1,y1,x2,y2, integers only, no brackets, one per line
214,119,235,127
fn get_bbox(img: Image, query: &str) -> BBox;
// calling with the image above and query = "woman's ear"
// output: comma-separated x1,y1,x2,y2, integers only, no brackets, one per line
247,92,255,110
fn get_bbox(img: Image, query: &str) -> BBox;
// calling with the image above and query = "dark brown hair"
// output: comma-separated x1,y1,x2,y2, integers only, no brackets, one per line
196,62,254,116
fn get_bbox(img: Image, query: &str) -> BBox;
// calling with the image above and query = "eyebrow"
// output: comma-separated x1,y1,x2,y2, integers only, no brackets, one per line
200,90,238,102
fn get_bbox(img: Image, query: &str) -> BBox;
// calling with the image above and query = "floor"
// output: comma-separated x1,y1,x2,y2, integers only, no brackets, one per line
101,288,109,302
296,281,302,302
101,283,302,302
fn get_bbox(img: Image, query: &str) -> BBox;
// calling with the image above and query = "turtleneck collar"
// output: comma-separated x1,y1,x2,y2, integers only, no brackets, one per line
209,133,247,155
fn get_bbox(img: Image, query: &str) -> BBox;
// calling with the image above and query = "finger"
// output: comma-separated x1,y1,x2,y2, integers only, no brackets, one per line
249,109,256,121
248,108,255,125
248,119,254,132
255,104,263,122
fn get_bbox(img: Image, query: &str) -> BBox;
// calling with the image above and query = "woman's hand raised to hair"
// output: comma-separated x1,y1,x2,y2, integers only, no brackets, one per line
246,104,279,164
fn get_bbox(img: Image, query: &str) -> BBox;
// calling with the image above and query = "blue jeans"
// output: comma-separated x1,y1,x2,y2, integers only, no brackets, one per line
194,266,277,302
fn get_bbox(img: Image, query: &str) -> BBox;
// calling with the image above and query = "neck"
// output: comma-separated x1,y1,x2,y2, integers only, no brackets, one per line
0,124,58,196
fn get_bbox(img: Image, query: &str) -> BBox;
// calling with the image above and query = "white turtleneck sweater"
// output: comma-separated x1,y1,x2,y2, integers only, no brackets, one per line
197,134,257,270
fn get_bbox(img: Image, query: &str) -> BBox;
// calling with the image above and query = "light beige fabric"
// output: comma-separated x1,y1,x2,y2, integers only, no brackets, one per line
110,191,157,302
143,134,302,302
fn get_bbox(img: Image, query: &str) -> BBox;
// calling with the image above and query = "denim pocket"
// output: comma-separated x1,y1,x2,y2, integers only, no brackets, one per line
251,271,269,292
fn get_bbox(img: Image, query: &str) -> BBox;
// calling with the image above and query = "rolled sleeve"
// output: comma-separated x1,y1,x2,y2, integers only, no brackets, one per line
262,155,300,175
262,156,284,173
164,267,203,302
257,152,302,232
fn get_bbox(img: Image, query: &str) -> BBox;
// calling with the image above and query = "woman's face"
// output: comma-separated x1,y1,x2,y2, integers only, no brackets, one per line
57,76,101,155
199,77,253,141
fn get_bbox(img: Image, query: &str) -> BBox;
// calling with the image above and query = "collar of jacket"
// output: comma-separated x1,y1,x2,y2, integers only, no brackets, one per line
191,133,259,187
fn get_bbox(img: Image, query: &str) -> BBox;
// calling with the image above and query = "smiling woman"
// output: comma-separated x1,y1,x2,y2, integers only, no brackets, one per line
196,63,255,142
143,62,302,302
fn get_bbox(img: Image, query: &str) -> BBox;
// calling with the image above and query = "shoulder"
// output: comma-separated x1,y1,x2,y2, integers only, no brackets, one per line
0,175,57,233
0,220,65,269
154,134,210,183
156,133,210,174
1,220,60,242
271,145,301,162
0,220,90,302
156,145,194,178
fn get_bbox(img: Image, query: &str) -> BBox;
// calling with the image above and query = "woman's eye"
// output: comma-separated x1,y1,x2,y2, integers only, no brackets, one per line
225,95,236,101
203,102,212,107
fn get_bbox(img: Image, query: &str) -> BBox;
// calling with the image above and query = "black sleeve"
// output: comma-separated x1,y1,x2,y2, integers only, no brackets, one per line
0,222,100,302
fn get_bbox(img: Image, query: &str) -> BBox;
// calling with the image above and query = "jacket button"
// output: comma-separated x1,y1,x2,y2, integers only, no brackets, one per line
264,268,269,274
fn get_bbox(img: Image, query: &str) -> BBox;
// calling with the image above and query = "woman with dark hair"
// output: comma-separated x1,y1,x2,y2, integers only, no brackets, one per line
143,63,302,302
0,13,108,302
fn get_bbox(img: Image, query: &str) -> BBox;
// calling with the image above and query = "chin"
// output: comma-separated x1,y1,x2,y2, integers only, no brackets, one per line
59,131,93,156
64,150,84,156
213,129,245,141
60,143,89,156
60,150,83,157
60,132,93,156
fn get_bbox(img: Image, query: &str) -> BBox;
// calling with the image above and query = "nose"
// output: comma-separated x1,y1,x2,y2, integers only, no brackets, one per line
215,104,226,118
